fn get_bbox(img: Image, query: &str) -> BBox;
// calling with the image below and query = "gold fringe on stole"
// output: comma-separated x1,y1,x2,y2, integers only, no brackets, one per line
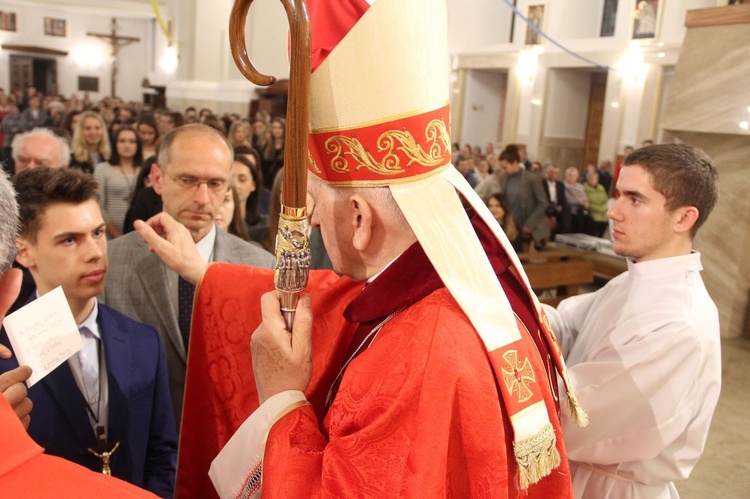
567,390,589,427
513,424,561,489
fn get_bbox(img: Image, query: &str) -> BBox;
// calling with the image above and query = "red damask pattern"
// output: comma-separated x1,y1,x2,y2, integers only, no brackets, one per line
263,289,572,498
176,266,360,498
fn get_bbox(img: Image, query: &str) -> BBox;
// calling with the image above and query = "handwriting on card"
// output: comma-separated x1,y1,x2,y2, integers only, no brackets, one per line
3,287,82,387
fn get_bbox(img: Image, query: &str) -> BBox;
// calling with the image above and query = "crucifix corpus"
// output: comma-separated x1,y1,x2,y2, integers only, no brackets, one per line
87,18,141,97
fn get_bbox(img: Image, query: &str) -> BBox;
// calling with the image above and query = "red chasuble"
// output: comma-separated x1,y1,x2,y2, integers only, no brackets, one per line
260,226,571,497
0,396,156,497
178,213,571,497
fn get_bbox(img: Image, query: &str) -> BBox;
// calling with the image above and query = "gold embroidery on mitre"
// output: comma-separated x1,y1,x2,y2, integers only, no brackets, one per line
308,150,322,174
323,118,450,176
501,350,536,404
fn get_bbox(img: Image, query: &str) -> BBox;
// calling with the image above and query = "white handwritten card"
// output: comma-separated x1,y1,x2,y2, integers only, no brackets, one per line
3,286,82,387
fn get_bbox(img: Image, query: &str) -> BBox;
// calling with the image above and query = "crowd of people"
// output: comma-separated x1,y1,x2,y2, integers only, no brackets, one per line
457,139,650,251
0,86,328,266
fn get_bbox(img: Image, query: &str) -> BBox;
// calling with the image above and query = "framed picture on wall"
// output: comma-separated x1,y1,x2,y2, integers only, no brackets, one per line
600,0,619,37
44,17,66,37
0,11,17,32
525,5,545,45
632,0,658,39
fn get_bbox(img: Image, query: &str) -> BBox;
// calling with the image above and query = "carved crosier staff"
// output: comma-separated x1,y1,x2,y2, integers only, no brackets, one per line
229,0,311,330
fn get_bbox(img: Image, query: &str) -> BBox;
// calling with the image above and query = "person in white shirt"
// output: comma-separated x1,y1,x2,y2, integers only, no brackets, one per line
544,143,721,498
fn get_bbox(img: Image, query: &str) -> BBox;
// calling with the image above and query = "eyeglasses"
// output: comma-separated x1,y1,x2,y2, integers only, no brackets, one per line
169,174,228,194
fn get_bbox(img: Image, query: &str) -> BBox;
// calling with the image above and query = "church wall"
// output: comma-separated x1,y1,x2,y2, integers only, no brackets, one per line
675,132,750,339
0,2,172,102
535,69,590,168
460,70,507,149
164,0,289,115
446,0,511,52
447,0,720,164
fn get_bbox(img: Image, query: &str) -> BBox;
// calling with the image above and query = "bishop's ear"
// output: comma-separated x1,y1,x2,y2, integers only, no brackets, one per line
350,194,373,252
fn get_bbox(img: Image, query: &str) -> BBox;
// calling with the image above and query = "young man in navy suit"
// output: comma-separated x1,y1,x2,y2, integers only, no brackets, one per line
0,167,177,497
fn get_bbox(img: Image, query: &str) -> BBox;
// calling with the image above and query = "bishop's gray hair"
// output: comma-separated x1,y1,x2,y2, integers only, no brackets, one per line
0,171,19,271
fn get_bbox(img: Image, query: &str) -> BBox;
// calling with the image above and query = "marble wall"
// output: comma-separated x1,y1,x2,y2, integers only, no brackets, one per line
661,9,750,339
676,133,750,339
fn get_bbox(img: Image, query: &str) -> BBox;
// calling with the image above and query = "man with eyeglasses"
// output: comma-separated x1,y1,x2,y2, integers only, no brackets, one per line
11,127,71,173
102,124,275,429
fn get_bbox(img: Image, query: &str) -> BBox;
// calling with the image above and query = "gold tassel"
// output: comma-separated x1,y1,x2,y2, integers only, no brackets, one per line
513,424,561,489
567,390,589,427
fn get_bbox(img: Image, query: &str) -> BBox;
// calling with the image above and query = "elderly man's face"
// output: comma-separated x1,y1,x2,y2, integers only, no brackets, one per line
545,166,559,182
15,136,65,172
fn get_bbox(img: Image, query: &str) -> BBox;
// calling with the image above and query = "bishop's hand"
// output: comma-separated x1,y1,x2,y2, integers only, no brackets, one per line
251,292,313,404
134,212,207,284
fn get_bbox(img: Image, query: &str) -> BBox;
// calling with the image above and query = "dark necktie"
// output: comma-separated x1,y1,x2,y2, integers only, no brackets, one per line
178,276,196,348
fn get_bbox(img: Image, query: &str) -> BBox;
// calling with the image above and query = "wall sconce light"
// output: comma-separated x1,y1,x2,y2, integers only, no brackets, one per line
617,43,648,85
740,121,749,132
72,45,105,69
516,47,540,83
159,45,178,72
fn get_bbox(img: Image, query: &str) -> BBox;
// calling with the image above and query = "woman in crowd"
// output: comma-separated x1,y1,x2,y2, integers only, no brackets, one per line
198,108,213,122
261,117,285,189
201,114,227,136
529,161,543,176
215,183,250,241
60,109,82,142
487,193,518,242
228,120,252,149
94,126,143,238
263,169,284,253
123,156,162,233
251,118,269,152
137,113,160,158
231,152,268,242
70,111,111,174
563,166,591,234
583,170,609,237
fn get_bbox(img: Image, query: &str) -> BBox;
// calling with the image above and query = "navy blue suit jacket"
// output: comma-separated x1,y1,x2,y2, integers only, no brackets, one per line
0,299,177,498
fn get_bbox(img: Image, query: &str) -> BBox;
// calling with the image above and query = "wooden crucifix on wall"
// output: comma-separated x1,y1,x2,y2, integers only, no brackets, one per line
87,18,140,97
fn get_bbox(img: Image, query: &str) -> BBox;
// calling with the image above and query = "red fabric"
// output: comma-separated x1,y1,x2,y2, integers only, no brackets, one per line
307,105,451,184
263,288,572,497
0,396,155,497
176,266,360,499
308,0,371,72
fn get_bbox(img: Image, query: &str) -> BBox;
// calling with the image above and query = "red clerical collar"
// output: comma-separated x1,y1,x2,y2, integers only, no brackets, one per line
343,242,444,325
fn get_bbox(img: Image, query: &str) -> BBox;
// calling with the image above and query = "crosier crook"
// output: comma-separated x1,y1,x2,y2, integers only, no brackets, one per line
229,0,312,330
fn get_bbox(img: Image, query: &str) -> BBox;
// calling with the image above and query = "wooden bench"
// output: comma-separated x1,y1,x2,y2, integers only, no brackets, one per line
516,248,594,307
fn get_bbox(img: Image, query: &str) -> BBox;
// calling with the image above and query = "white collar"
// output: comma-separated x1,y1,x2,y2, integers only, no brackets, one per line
195,224,217,263
77,299,101,339
626,251,703,280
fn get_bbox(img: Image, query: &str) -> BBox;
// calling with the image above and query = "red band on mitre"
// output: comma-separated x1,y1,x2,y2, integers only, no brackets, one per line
307,104,452,186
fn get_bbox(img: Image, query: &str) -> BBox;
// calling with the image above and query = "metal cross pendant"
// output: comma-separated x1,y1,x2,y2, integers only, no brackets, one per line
86,426,121,475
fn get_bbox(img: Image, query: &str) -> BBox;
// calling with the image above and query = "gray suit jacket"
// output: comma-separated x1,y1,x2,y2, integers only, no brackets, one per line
101,228,275,429
503,169,550,242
